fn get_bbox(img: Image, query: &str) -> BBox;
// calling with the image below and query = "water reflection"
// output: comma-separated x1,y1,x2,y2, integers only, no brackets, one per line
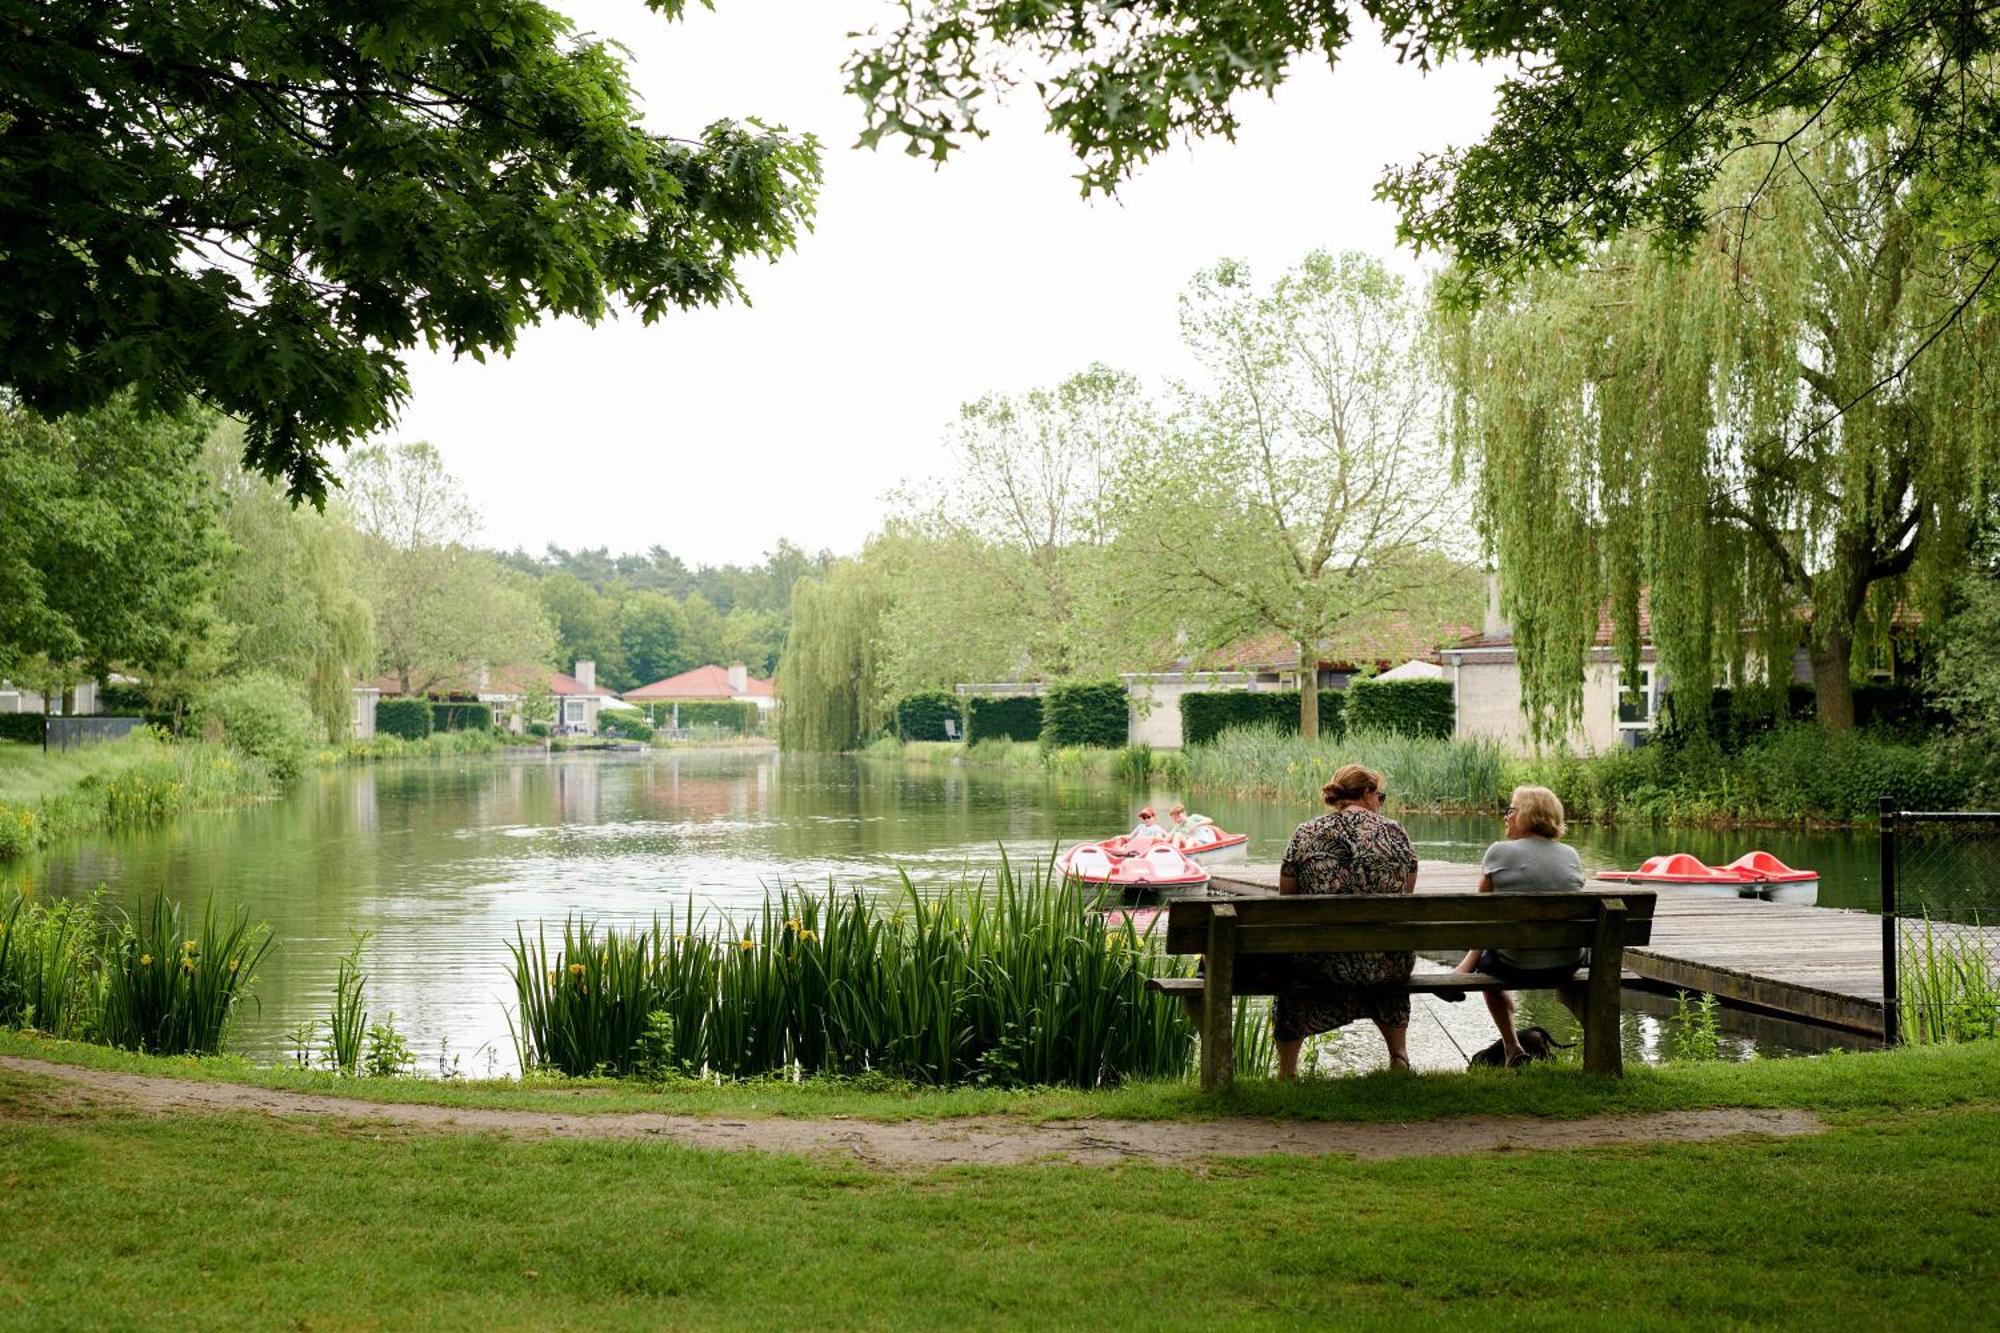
7,750,1883,1071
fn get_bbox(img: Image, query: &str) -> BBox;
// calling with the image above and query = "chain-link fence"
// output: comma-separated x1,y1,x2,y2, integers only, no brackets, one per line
1880,799,2000,1045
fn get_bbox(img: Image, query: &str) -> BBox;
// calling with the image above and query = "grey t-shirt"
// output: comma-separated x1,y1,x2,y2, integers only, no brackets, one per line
1483,835,1586,970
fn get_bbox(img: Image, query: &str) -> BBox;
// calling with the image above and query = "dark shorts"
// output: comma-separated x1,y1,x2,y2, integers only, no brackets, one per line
1477,949,1586,988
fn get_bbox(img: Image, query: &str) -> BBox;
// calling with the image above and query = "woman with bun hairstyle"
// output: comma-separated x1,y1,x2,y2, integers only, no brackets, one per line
1272,763,1418,1076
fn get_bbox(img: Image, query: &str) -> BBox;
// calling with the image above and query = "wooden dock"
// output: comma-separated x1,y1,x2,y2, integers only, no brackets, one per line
1209,862,1888,1037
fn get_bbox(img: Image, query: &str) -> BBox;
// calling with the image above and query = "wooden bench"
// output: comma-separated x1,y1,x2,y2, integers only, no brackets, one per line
1146,890,1657,1090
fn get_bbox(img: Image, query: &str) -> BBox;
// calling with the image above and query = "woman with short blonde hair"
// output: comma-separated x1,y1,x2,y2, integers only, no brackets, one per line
1440,784,1586,1065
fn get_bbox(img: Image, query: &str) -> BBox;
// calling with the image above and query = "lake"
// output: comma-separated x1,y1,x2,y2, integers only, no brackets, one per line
5,749,1884,1073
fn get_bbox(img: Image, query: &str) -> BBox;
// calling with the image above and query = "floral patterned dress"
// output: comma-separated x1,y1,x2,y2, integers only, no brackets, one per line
1272,806,1418,1041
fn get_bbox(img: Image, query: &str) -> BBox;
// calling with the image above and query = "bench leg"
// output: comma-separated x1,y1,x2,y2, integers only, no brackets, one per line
1200,904,1236,1093
1583,899,1627,1076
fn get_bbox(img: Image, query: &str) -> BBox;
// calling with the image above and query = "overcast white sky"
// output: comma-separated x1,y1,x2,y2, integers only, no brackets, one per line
364,2,1498,566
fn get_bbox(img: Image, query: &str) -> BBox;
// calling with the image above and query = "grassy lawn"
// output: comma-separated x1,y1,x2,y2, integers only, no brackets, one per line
2,1052,1995,1328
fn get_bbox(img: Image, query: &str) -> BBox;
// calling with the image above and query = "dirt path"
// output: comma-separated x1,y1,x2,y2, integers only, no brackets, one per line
0,1055,1822,1167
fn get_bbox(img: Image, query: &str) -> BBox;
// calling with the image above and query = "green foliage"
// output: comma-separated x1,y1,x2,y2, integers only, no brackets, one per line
189,673,317,783
1344,679,1454,739
0,397,222,683
328,934,370,1078
0,735,277,862
1181,691,1347,747
509,861,1195,1087
527,722,553,740
373,699,433,742
4,1,820,503
362,1015,417,1079
671,701,759,734
0,891,103,1039
98,896,272,1056
848,5,2000,312
430,702,493,733
965,695,1042,743
0,715,45,745
1183,726,1506,812
1041,680,1128,748
1670,991,1724,1063
1899,914,2000,1046
894,691,962,742
598,711,656,742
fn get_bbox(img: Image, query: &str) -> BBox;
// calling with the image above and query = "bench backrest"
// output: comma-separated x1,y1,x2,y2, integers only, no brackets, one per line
1162,890,1657,955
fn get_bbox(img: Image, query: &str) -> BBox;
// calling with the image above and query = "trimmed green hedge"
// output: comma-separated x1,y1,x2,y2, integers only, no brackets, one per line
1041,680,1128,748
1180,691,1346,746
431,702,493,732
374,698,433,740
0,714,45,745
895,691,963,742
1344,679,1454,739
967,695,1042,743
599,711,655,741
672,700,760,733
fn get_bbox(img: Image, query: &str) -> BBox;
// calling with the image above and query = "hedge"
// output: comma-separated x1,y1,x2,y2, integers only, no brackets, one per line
374,698,433,741
671,700,760,733
0,714,45,745
966,694,1042,743
1659,682,1939,752
431,702,494,732
1343,679,1454,739
599,710,655,741
1041,680,1128,748
895,690,963,742
1180,690,1347,746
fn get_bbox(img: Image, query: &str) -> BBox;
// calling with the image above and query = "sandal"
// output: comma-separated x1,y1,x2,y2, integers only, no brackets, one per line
1505,1051,1533,1070
1433,986,1468,1003
1388,1054,1412,1072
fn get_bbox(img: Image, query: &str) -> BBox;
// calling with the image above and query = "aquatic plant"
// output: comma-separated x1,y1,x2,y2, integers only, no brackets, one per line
1900,914,2000,1045
1181,726,1508,812
1669,990,1724,1062
0,890,104,1038
98,895,273,1055
507,856,1197,1087
327,932,371,1076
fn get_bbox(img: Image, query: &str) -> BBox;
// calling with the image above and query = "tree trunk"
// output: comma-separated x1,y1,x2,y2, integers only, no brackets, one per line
1811,630,1856,731
1298,644,1320,741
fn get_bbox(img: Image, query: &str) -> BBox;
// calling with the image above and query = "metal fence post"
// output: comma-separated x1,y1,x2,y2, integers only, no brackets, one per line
1879,795,1899,1047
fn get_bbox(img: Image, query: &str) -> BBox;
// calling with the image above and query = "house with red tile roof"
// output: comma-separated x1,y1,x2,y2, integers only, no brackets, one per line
624,664,775,719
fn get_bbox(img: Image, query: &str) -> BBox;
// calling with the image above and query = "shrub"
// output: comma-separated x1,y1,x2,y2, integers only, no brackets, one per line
526,721,552,739
599,710,656,741
430,701,493,732
966,694,1042,743
1041,680,1128,748
1179,690,1346,746
668,701,759,734
374,697,433,741
895,690,963,742
0,715,45,745
1343,679,1454,738
190,673,317,781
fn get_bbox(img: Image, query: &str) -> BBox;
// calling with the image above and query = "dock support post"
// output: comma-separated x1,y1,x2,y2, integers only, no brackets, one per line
1200,904,1236,1093
1880,796,1900,1047
1583,898,1627,1075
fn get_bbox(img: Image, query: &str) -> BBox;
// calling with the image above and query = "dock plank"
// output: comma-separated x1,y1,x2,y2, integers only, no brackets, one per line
1208,861,1889,1036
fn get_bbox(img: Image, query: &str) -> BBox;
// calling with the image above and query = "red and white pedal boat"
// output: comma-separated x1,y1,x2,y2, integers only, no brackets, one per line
1595,850,1819,906
1172,824,1250,865
1059,837,1211,890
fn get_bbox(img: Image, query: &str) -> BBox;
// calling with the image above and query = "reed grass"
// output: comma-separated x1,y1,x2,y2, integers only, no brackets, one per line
327,933,370,1075
508,857,1197,1086
0,890,104,1038
1900,914,2000,1045
1179,726,1508,811
98,896,274,1055
0,735,278,860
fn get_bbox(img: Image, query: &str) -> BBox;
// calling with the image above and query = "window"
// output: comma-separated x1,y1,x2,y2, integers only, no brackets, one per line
563,698,586,726
1614,666,1656,730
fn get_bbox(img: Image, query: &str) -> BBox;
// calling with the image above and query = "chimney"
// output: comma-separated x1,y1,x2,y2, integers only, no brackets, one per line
575,659,595,691
727,663,748,695
1483,572,1510,640
477,664,490,691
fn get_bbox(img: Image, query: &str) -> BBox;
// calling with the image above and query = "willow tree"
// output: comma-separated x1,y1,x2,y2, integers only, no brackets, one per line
1449,128,2000,740
1112,251,1472,740
775,561,891,751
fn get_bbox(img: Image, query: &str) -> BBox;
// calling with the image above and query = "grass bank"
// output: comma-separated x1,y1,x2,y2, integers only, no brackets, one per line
320,729,516,765
1,1040,1996,1327
0,734,277,861
867,723,1986,828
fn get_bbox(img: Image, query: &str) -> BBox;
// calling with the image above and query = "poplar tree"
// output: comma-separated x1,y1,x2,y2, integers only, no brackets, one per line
1448,128,1999,740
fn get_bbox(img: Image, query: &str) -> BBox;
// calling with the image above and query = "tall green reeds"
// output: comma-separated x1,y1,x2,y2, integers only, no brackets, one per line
1180,726,1507,811
508,857,1198,1086
0,890,103,1038
99,896,273,1055
328,932,371,1075
1900,914,2000,1045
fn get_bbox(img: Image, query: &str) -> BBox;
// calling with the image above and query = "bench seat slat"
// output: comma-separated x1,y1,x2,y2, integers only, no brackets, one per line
1226,919,1650,954
1162,890,1653,952
1146,971,1575,998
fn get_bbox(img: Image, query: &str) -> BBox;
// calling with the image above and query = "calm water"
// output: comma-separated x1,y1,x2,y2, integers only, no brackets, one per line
6,750,1883,1073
